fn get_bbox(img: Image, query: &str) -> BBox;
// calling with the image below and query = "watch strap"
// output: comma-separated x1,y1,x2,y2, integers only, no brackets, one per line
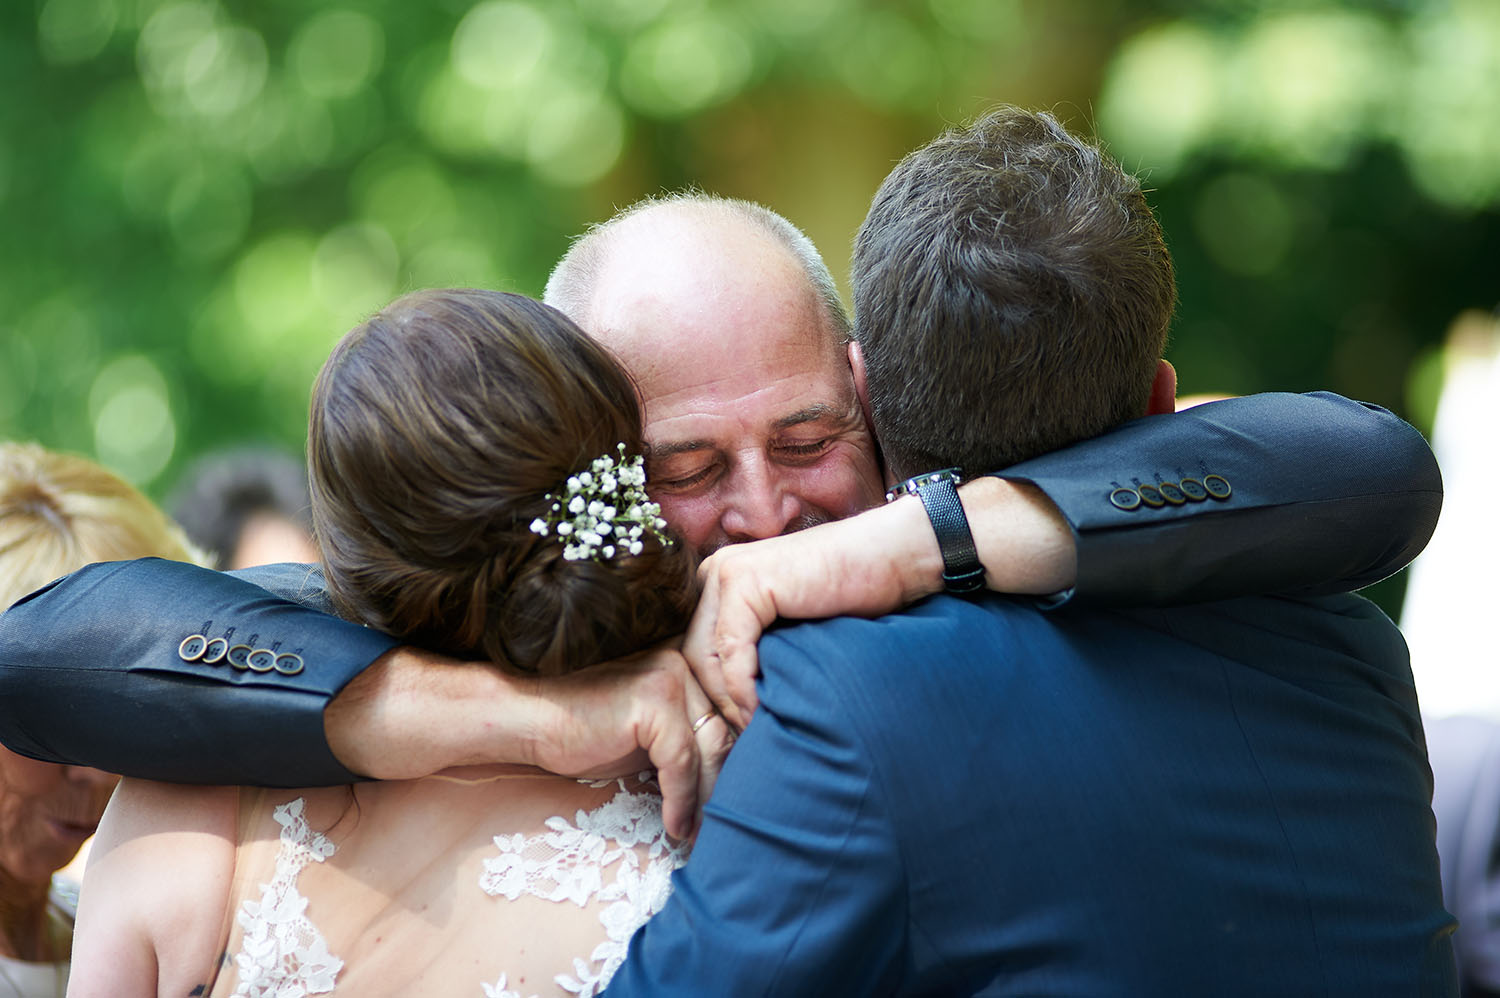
914,476,985,595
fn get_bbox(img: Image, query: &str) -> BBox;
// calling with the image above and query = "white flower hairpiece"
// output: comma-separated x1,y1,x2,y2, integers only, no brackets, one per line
529,443,671,562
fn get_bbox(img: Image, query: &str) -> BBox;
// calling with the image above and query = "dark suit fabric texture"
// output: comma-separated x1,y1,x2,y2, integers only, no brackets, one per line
606,593,1457,997
0,560,387,786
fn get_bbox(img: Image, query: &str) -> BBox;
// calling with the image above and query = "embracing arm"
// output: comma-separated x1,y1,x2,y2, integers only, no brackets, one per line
687,391,1441,724
1002,391,1441,604
0,559,389,786
0,559,724,836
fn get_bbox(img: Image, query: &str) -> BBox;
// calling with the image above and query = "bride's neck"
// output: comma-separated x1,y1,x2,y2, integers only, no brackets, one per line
0,868,57,962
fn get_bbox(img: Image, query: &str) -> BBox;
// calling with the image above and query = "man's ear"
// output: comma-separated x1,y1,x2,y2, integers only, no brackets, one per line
849,339,875,430
1146,359,1177,416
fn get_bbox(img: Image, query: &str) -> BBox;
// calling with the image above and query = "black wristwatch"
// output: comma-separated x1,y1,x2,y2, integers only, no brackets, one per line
886,467,986,595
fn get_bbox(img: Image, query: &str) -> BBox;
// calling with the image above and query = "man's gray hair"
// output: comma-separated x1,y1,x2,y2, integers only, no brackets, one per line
543,191,851,341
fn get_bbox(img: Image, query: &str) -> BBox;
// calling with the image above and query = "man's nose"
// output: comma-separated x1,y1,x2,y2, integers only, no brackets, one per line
719,457,801,543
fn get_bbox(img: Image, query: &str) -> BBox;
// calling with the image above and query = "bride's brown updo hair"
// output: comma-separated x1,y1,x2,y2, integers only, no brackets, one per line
308,288,697,675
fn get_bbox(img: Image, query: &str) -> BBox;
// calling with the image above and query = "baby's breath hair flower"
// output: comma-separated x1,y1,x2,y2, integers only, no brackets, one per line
529,444,671,561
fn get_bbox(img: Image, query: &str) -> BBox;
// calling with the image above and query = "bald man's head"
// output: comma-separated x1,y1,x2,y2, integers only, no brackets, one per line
543,196,883,554
546,193,849,345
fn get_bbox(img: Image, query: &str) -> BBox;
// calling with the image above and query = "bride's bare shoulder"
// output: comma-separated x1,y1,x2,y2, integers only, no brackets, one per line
100,778,239,839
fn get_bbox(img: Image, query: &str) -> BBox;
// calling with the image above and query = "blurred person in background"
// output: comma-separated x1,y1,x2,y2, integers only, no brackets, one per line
1400,310,1500,998
0,442,203,998
166,447,317,570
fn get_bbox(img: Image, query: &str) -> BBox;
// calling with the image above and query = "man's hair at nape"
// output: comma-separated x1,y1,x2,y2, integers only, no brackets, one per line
543,189,851,341
852,105,1176,479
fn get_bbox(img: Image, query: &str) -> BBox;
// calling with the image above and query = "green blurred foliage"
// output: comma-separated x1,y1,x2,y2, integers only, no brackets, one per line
3,0,1497,616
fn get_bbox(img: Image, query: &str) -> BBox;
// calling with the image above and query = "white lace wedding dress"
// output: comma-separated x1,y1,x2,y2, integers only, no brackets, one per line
201,770,687,998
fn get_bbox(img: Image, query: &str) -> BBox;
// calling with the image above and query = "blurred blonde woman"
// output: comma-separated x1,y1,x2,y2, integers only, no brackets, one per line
0,443,202,998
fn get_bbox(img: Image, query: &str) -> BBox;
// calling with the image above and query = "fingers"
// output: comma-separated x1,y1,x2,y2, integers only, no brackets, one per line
524,646,715,841
682,673,735,839
651,729,700,842
646,678,702,842
693,712,735,815
710,591,766,728
685,550,778,730
668,667,740,841
683,568,740,725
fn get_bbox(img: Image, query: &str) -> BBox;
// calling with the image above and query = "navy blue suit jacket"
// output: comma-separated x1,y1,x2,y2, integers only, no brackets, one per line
605,593,1456,997
0,392,1442,786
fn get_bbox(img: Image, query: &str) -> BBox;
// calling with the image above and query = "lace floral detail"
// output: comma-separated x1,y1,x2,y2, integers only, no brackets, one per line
481,972,537,998
230,798,344,998
479,780,689,997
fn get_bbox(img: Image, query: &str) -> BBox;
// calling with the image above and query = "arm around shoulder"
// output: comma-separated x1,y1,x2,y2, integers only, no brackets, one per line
996,391,1441,604
0,558,394,785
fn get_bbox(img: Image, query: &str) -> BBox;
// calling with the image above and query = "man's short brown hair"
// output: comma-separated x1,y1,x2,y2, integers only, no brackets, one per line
852,106,1176,479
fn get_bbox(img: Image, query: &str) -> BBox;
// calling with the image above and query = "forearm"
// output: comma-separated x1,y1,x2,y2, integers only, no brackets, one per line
329,642,724,840
324,647,538,778
683,477,1075,726
700,476,1072,615
959,475,1076,596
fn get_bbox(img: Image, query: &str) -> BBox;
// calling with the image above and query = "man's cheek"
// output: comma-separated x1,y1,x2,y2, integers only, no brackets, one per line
654,493,719,551
791,458,880,518
829,438,883,491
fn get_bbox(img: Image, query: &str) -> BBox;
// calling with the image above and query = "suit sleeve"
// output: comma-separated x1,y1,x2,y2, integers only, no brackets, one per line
0,558,397,786
999,392,1442,605
604,638,906,998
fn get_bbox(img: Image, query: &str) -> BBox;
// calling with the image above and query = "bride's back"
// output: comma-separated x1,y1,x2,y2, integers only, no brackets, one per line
212,771,684,998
